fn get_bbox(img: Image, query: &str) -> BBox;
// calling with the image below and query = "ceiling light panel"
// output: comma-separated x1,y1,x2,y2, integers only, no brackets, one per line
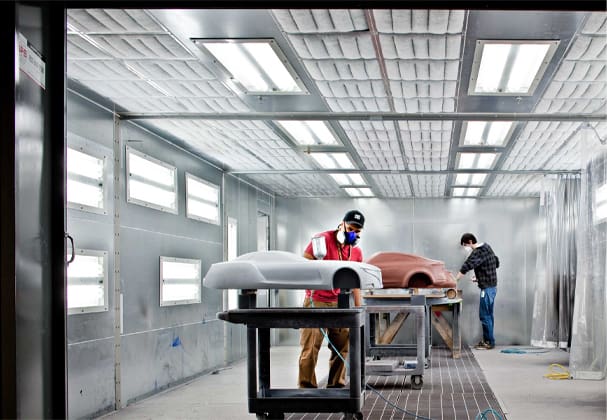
370,174,413,198
330,173,365,185
194,39,306,95
247,174,341,197
454,173,488,186
452,187,481,197
469,40,558,95
344,187,375,197
399,121,453,170
276,121,340,145
457,153,498,170
309,152,355,169
340,120,406,171
501,121,580,171
485,174,544,197
461,121,514,146
411,174,447,197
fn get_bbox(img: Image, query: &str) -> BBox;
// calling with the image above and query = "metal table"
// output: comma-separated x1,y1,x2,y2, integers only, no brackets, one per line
218,306,366,420
364,292,463,361
364,303,425,389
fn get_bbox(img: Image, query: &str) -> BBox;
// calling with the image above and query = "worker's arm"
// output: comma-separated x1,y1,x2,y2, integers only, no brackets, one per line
303,252,315,260
352,288,363,307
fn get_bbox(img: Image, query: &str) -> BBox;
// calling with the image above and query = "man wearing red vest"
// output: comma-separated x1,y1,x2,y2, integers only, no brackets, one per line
297,210,365,388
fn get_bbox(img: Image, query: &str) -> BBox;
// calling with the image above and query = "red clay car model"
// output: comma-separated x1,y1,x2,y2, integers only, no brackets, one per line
366,252,456,289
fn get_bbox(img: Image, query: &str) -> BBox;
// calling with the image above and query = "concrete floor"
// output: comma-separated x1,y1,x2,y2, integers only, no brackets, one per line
100,346,606,420
472,346,606,420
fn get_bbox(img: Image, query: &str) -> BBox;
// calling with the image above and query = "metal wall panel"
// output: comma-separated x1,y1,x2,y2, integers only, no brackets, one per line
66,93,272,417
67,339,115,419
276,197,539,346
121,321,224,404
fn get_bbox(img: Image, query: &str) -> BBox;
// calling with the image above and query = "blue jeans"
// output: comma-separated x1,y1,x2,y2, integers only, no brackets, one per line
479,287,497,345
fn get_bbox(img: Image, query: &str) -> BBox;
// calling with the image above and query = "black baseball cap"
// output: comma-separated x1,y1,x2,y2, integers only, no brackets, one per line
343,210,365,228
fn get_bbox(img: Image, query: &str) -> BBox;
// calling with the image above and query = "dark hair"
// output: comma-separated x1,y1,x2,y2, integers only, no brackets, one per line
460,233,477,245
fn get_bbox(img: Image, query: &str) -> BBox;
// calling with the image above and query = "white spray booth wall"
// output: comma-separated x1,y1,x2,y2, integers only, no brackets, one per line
275,197,540,346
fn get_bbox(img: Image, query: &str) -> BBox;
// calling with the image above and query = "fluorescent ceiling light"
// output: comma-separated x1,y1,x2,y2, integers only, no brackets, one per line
344,187,374,197
310,153,355,169
452,187,481,197
198,39,305,94
463,121,513,146
457,153,497,170
276,121,339,145
470,40,557,95
454,173,488,186
330,173,365,185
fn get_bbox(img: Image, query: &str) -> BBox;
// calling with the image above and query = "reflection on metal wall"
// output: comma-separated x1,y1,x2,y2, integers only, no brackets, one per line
531,175,579,349
276,197,539,346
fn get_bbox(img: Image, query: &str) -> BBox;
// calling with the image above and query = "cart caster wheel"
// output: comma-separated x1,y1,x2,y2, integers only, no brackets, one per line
342,412,363,420
411,375,423,390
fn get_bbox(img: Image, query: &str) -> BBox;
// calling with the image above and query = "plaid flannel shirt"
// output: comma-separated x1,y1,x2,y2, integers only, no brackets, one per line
459,243,500,289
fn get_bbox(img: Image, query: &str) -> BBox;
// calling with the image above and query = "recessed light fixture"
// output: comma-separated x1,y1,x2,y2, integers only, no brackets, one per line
454,173,488,186
193,39,306,95
469,40,558,96
309,153,355,170
330,173,365,185
452,187,481,197
343,187,374,197
456,153,498,170
462,121,513,146
276,120,339,145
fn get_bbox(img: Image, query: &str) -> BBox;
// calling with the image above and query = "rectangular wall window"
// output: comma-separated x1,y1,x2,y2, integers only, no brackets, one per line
68,249,108,314
67,147,106,214
186,173,220,224
126,146,178,214
160,257,202,306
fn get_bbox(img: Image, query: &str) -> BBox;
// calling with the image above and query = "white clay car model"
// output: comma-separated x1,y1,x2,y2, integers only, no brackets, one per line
203,250,383,291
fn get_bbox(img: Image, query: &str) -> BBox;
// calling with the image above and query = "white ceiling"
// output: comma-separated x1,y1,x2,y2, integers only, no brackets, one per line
66,8,607,198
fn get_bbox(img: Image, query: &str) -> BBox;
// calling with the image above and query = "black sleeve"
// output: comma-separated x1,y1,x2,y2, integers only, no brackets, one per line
495,255,500,268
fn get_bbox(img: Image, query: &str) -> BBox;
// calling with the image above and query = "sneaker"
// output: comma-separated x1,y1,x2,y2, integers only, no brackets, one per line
474,340,486,349
475,341,495,350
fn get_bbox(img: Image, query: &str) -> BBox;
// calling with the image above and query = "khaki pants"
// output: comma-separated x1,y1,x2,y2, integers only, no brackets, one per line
297,298,349,388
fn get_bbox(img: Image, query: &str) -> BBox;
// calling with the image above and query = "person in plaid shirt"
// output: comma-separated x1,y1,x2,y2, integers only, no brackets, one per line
454,233,500,350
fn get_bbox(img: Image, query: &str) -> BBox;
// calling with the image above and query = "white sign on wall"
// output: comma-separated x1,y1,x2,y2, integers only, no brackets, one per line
18,32,46,89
